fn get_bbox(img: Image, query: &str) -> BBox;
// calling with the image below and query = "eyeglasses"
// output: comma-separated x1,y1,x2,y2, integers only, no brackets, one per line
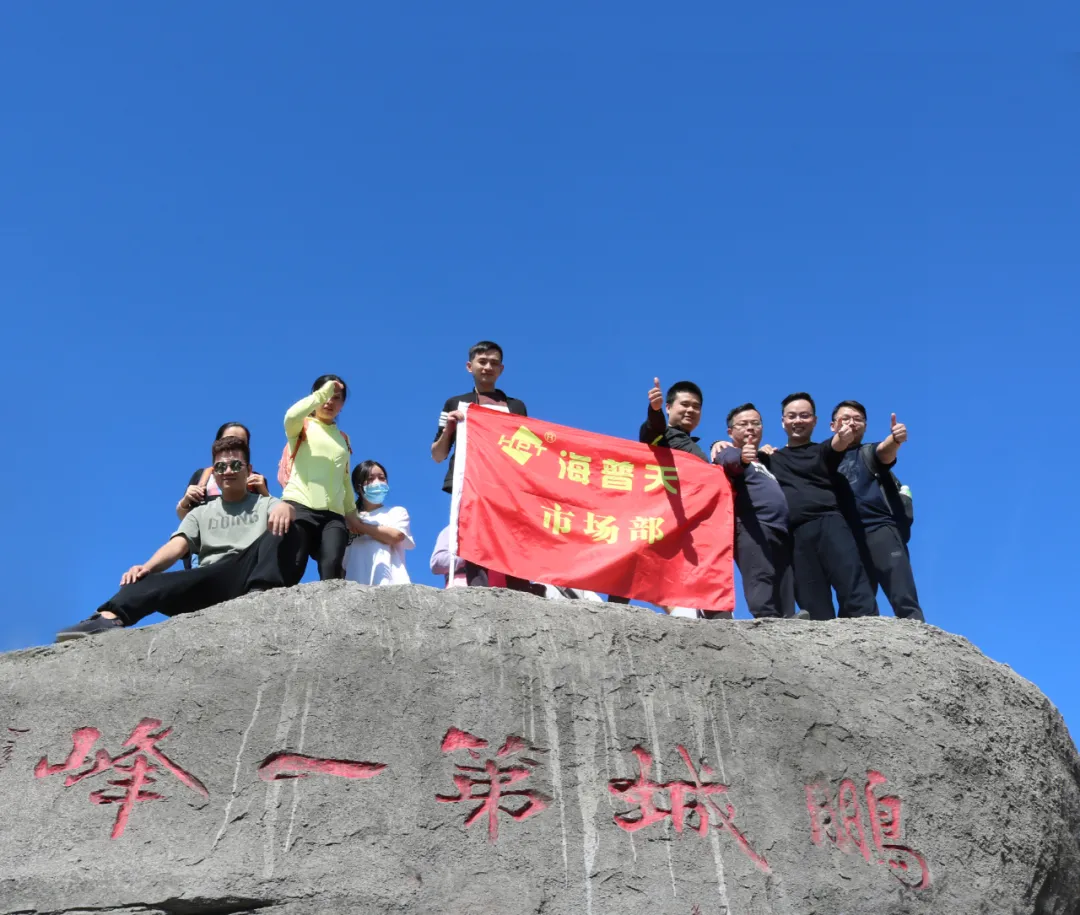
731,420,762,429
212,460,246,473
783,412,814,421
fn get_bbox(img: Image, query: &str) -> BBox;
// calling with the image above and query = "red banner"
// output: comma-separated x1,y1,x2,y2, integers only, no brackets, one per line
452,405,735,611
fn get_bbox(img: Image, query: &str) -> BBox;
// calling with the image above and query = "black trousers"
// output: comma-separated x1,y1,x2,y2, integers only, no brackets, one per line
101,530,293,626
464,561,545,596
856,524,925,621
735,519,795,619
285,501,348,582
791,512,878,620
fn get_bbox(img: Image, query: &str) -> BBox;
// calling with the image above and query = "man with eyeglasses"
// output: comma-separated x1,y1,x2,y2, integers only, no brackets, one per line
711,403,794,618
759,392,877,620
830,401,924,621
55,435,297,640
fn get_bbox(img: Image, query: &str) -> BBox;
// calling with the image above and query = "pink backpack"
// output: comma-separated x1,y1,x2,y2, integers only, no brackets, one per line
277,418,352,489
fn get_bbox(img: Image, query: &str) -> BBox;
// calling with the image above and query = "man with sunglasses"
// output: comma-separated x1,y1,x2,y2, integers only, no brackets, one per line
55,435,297,640
711,403,794,618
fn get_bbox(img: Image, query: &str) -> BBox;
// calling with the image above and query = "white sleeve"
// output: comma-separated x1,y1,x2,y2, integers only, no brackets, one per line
386,506,415,550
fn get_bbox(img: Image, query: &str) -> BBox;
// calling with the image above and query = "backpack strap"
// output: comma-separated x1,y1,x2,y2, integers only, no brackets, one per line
289,418,351,458
858,442,880,476
861,443,912,533
289,418,310,462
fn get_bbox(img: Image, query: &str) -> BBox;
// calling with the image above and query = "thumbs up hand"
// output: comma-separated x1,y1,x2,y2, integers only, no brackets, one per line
648,377,664,412
835,417,859,448
890,412,908,444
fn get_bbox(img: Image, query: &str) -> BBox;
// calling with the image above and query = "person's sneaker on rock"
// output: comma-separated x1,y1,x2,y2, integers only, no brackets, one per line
53,435,298,644
55,614,124,641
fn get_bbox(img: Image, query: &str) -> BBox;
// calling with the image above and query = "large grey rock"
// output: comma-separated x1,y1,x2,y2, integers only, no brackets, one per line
0,582,1077,915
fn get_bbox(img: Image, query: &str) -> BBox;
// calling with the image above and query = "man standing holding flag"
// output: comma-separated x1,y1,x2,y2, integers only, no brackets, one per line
431,340,539,593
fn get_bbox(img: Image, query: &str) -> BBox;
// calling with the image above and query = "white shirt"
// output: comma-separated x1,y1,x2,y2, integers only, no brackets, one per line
343,505,415,586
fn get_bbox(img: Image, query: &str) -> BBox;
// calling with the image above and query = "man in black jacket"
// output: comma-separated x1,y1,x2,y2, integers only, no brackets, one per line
624,378,729,619
639,377,708,460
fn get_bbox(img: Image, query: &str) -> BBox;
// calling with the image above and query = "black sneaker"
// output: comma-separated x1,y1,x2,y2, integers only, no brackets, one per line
55,614,125,642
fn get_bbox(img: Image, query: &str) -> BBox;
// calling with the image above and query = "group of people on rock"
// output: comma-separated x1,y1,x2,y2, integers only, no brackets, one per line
56,340,923,641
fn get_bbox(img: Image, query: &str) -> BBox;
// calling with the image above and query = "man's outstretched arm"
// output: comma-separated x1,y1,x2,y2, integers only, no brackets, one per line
120,536,190,586
875,413,907,464
639,377,667,444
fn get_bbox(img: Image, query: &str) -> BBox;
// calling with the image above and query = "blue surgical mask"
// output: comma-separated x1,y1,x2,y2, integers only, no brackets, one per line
363,481,390,504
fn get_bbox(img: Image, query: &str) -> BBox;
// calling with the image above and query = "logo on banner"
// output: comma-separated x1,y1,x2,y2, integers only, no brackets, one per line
498,426,548,466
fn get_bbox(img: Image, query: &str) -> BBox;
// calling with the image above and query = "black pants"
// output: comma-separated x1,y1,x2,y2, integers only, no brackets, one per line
856,524,924,621
285,501,348,582
464,561,545,596
791,513,878,620
735,519,795,619
101,530,293,626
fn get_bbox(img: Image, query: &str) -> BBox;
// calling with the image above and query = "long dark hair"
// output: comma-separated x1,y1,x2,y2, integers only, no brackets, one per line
215,421,251,443
351,460,388,499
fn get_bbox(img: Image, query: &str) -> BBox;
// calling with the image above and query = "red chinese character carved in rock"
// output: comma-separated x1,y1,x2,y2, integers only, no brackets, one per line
804,769,930,890
258,752,387,782
34,719,208,839
608,745,771,874
435,727,551,842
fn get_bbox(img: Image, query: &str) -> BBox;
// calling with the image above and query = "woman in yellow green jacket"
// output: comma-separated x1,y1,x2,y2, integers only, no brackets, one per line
281,374,361,580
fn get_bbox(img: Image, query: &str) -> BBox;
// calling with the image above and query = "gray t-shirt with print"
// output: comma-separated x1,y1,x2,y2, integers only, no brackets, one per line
173,492,279,566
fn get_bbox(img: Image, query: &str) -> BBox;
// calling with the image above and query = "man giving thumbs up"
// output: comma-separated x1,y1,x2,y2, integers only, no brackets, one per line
830,401,924,621
639,377,708,461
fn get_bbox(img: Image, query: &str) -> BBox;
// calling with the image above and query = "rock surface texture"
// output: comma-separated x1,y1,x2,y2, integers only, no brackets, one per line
1,581,1078,915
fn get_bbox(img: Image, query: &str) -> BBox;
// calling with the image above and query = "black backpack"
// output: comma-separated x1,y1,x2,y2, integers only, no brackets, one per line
859,443,914,540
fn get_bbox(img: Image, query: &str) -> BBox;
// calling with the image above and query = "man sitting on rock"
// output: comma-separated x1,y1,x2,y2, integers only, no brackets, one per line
56,436,297,640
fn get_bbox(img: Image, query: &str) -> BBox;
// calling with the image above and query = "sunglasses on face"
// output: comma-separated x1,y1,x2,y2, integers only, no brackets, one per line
212,460,247,473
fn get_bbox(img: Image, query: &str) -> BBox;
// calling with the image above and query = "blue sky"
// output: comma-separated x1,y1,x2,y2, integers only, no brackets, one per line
2,6,1077,733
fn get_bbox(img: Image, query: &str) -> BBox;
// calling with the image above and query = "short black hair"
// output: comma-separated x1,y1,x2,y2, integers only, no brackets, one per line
469,340,503,362
781,392,816,414
352,460,388,497
726,402,759,427
215,421,250,443
666,381,703,406
831,400,867,421
312,374,347,402
211,435,250,465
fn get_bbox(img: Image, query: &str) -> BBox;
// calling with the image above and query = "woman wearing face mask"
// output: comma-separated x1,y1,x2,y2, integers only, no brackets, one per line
343,461,414,585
